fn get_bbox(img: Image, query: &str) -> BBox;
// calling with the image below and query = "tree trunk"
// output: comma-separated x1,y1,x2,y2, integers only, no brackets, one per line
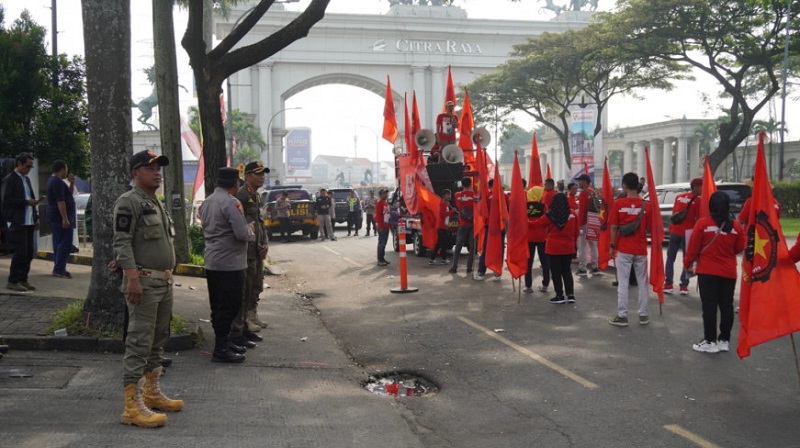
81,0,131,331
153,0,190,264
195,74,227,197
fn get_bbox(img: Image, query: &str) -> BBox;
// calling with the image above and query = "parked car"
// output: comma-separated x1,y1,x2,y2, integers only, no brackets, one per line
328,188,362,227
645,182,751,238
262,188,318,240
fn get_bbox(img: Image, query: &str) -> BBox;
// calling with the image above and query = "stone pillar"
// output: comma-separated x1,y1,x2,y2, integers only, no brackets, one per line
690,140,701,179
412,66,426,127
237,67,252,113
662,138,673,184
652,140,663,185
677,137,689,182
635,142,646,178
624,142,634,174
257,63,273,170
431,66,445,128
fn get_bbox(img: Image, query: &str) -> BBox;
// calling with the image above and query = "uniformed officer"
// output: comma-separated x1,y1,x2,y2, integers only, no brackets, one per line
113,149,183,428
231,161,269,342
200,167,255,363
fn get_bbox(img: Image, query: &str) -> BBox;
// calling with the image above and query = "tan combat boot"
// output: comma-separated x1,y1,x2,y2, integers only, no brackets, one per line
120,378,167,427
143,366,184,412
250,307,268,329
245,309,261,332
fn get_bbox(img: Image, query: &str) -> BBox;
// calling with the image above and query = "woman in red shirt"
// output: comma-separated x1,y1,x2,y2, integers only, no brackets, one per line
525,187,550,294
684,192,746,354
536,193,579,304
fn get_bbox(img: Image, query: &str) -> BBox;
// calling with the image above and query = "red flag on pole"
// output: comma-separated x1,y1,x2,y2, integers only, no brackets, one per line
546,163,552,180
411,91,422,164
698,156,717,219
404,94,416,164
584,163,589,175
442,65,456,113
597,157,615,270
738,132,800,358
528,133,543,188
382,76,398,143
645,147,665,304
415,181,443,249
506,151,530,279
486,164,505,276
458,89,476,168
474,142,490,249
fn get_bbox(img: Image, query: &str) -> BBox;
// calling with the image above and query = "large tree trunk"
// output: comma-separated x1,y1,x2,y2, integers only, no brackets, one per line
153,0,190,264
81,0,131,330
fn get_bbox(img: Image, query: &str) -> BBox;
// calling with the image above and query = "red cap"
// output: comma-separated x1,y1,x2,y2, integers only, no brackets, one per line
690,178,702,188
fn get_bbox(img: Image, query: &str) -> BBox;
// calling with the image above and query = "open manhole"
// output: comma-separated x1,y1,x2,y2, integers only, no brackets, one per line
364,371,439,397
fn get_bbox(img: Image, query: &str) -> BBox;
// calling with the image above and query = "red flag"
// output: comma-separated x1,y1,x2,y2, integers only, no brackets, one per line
415,181,443,249
698,156,717,219
506,151,530,279
546,163,552,180
382,76,398,143
193,153,205,201
645,147,665,304
411,91,422,164
738,132,800,358
486,164,505,276
584,163,589,175
404,94,416,163
220,93,227,125
458,89,476,168
474,143,490,248
597,157,615,270
528,133,543,187
442,65,456,113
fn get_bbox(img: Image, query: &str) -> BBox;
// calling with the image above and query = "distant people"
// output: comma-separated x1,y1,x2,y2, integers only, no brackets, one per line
575,174,599,276
608,172,651,327
524,186,550,294
429,189,455,265
275,191,292,242
449,177,476,274
556,179,566,193
199,168,255,364
113,150,181,427
566,182,578,211
1,152,40,292
664,178,702,295
375,189,391,266
684,191,745,354
346,190,361,236
638,177,646,193
46,160,76,279
362,190,377,236
435,100,458,160
315,189,336,241
542,178,556,209
738,176,781,227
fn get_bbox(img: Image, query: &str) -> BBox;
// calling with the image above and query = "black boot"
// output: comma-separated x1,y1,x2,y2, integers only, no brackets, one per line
212,338,246,363
0,344,8,354
161,357,173,369
227,340,247,354
243,330,263,342
231,335,257,349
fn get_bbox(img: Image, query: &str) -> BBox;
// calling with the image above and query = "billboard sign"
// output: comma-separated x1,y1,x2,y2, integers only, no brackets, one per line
286,128,311,170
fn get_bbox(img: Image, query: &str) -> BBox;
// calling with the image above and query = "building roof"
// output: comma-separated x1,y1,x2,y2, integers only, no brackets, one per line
313,155,376,168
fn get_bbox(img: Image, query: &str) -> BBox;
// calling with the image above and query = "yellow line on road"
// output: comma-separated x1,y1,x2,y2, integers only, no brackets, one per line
320,245,360,267
664,425,721,448
457,316,599,390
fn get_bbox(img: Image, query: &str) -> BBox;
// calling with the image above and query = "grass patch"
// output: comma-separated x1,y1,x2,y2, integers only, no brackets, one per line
780,218,800,237
189,253,204,266
44,298,190,338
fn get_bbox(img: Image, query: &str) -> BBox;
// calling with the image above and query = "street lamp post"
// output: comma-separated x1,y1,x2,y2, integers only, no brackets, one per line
266,107,301,185
359,126,380,184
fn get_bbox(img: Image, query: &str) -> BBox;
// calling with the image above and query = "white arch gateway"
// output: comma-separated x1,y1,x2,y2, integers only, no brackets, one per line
216,4,591,184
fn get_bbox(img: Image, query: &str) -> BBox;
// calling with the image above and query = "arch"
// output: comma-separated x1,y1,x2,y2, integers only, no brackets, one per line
282,73,398,104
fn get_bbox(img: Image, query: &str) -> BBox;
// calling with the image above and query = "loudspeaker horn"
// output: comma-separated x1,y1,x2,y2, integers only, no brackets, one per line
441,144,464,164
472,127,491,147
415,129,435,150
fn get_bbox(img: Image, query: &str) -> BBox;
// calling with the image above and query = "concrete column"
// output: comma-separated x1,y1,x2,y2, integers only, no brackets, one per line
431,66,445,127
412,66,426,127
237,67,252,113
677,137,689,182
652,140,663,185
257,63,273,169
635,142,646,178
662,138,673,184
690,140,701,179
624,142,634,174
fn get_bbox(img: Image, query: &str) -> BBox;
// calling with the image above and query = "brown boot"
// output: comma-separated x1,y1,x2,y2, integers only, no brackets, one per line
245,309,261,332
143,366,184,412
120,378,167,427
251,307,268,329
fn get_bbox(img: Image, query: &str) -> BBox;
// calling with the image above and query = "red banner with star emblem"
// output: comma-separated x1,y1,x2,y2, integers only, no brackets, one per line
597,157,614,270
738,132,800,359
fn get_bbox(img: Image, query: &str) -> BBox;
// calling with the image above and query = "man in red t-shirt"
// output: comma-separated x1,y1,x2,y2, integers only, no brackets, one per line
375,189,391,266
436,101,458,151
576,174,599,276
664,178,702,295
608,172,652,327
449,177,476,274
542,178,556,209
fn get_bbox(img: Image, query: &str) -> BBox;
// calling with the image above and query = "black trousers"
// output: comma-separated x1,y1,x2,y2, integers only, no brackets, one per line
365,214,375,234
549,254,574,298
7,224,34,284
347,212,360,233
697,274,736,342
278,217,291,239
429,229,450,260
205,269,245,340
525,241,550,288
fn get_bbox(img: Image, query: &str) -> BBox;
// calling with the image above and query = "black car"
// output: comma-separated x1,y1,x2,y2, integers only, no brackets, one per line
646,182,751,238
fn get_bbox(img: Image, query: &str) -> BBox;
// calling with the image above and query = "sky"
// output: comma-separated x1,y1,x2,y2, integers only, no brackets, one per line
1,0,796,167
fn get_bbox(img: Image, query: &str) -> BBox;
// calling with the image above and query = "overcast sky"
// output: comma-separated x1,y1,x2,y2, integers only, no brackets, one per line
1,0,795,166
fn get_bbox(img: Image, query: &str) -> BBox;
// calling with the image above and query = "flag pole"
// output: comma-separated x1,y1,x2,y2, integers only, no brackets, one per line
790,333,800,387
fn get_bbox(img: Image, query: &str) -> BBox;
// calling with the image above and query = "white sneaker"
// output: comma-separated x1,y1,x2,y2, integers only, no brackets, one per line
474,274,485,281
523,287,534,294
492,275,502,282
538,285,548,292
717,340,730,352
692,340,720,353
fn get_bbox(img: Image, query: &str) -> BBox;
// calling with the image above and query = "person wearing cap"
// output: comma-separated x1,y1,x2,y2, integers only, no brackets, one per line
575,173,600,277
275,191,292,241
231,161,270,339
435,101,458,161
315,188,336,241
664,177,702,295
375,189,391,266
362,190,377,236
113,149,182,428
200,167,255,364
1,152,40,292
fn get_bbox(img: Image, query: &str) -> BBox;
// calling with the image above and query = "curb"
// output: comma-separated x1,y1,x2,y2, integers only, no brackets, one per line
37,251,207,278
1,333,195,354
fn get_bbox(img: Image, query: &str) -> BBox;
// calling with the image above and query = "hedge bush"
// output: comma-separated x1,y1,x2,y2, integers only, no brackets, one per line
771,181,800,218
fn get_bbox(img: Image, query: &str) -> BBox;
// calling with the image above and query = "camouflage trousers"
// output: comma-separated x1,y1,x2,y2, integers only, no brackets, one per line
123,277,172,385
230,257,264,337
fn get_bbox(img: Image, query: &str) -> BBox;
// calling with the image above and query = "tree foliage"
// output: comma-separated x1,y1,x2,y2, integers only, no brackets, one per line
498,124,533,164
187,106,265,167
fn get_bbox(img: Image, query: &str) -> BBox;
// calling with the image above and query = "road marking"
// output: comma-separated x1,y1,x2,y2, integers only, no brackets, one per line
663,425,721,448
457,316,599,390
320,245,360,266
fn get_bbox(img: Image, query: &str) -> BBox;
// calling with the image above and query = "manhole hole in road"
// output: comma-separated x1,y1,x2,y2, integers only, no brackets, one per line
364,371,439,397
297,292,325,300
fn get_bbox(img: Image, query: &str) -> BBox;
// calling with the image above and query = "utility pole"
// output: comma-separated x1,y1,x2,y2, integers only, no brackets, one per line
51,0,58,86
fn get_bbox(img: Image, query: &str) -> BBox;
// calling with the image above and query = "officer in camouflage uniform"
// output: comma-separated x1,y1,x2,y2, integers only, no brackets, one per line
113,150,183,428
230,161,269,344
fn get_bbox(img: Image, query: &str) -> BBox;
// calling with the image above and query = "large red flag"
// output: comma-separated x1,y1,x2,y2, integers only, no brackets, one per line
645,147,665,304
486,164,505,276
506,151,530,279
698,156,717,219
415,181,443,249
458,89,476,168
382,76,398,143
738,132,800,358
404,94,416,163
411,92,422,165
528,133,543,188
442,65,456,113
474,143,490,249
597,157,615,270
546,163,552,180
